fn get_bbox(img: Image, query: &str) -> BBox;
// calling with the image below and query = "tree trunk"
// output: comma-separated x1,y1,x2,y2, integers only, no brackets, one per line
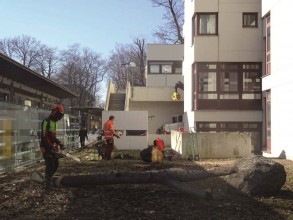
51,167,235,200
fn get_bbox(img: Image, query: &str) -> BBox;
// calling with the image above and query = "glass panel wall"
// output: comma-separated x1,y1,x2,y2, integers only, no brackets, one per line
0,102,79,173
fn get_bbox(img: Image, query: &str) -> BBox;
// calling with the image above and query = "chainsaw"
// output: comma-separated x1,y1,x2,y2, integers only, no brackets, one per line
52,149,81,162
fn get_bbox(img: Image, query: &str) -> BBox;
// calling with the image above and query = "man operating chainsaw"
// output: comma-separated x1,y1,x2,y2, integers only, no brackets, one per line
40,104,65,192
103,115,120,160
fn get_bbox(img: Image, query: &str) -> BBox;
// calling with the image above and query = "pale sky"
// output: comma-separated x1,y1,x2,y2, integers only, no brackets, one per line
0,0,165,102
0,0,165,58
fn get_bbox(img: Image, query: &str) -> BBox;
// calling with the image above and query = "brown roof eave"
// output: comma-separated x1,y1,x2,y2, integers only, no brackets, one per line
0,53,79,99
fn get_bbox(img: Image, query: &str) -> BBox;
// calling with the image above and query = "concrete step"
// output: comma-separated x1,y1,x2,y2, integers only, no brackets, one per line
108,93,125,111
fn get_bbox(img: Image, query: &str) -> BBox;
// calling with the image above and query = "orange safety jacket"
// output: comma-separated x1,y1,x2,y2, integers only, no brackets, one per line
156,138,165,151
103,119,115,140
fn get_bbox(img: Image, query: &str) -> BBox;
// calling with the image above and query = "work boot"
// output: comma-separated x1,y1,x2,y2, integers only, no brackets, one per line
43,175,56,192
43,181,58,193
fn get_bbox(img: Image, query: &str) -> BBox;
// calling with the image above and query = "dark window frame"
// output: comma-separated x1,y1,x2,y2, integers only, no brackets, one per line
192,63,196,110
196,122,261,132
243,12,258,28
192,13,196,45
194,62,262,110
265,90,271,152
196,12,218,35
265,13,271,75
125,130,147,136
148,61,182,75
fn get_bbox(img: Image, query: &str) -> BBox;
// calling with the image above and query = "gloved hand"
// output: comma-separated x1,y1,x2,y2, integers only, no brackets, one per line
53,151,65,159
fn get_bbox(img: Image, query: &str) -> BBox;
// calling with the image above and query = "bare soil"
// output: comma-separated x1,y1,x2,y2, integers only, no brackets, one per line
0,147,292,220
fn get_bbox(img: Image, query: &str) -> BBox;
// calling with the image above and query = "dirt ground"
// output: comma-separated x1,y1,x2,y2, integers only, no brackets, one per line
0,146,292,220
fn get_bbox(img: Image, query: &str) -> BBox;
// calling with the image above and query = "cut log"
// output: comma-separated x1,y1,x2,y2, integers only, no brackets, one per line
53,167,235,187
31,156,286,199
49,167,236,200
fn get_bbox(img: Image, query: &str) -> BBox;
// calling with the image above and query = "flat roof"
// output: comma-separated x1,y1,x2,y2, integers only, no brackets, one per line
0,53,78,99
71,107,104,116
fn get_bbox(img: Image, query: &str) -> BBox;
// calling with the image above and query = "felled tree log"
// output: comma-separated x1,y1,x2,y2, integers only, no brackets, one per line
51,167,236,200
32,156,287,199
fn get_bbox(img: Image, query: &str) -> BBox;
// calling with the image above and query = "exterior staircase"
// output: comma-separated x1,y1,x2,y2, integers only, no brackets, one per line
108,93,125,111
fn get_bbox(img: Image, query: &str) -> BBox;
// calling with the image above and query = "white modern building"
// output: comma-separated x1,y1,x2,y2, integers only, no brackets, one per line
104,44,184,149
183,0,263,154
130,44,184,134
262,0,293,160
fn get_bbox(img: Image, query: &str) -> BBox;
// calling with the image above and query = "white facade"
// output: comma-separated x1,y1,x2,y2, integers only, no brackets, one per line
183,0,263,154
105,44,184,147
128,44,184,134
129,101,183,134
146,44,184,87
102,111,148,150
262,0,293,160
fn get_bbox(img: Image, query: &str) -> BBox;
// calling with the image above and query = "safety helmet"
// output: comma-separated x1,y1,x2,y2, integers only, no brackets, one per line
53,104,64,113
52,104,64,120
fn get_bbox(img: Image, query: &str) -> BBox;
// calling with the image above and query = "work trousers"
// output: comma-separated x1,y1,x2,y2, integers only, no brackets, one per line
105,139,114,160
80,138,86,149
43,157,59,190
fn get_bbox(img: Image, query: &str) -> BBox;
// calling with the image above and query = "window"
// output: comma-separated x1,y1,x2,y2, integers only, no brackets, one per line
199,63,217,70
243,13,258,27
220,72,238,92
243,123,258,129
265,91,271,152
172,115,183,123
174,61,182,74
220,64,238,70
197,122,261,133
198,123,217,129
198,71,217,99
195,62,262,107
162,64,172,73
196,13,218,35
243,72,261,92
126,130,147,136
219,71,239,100
243,64,260,69
148,62,181,74
199,72,217,92
192,14,196,45
175,68,182,74
192,63,196,110
265,14,271,75
150,64,160,74
0,93,9,102
220,123,238,129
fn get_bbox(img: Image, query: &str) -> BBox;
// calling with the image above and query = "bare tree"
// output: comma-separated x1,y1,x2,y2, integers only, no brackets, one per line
106,38,147,89
129,38,147,86
106,44,130,89
149,0,184,44
0,38,15,57
10,35,43,68
56,44,106,108
0,35,59,78
35,46,59,79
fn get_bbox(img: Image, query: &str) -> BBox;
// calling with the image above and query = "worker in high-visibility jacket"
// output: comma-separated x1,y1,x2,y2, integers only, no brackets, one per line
40,104,65,192
103,115,120,160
